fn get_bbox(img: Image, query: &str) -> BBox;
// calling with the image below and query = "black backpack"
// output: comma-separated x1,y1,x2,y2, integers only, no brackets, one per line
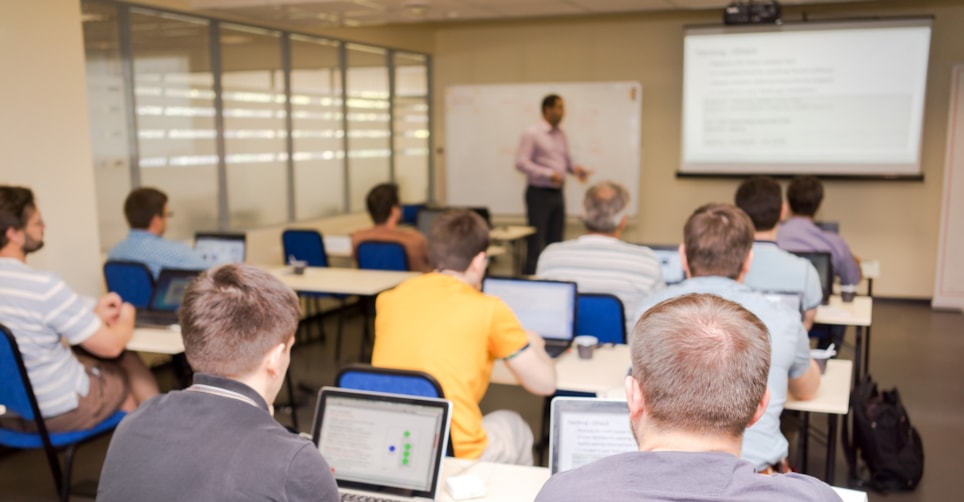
843,374,924,492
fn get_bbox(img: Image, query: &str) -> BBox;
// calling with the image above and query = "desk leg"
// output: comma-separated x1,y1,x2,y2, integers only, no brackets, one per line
826,414,838,485
799,411,810,475
863,325,872,378
852,326,863,386
358,296,374,362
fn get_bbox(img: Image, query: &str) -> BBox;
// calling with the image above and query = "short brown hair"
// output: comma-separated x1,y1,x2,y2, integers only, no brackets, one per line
630,293,771,437
366,183,400,225
786,176,824,216
124,187,167,229
428,209,489,272
179,264,300,376
583,181,629,233
683,203,754,279
0,186,36,249
734,176,782,232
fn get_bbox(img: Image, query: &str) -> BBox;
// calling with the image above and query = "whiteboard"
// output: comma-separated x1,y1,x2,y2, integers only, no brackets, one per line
445,82,642,216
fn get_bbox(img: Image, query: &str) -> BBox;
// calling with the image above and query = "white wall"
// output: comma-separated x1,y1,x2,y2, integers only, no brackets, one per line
0,0,104,296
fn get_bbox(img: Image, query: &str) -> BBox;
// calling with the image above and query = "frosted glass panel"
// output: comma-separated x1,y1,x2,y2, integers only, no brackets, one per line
347,44,390,212
291,35,345,219
394,53,429,203
83,1,132,250
220,24,287,229
130,8,218,239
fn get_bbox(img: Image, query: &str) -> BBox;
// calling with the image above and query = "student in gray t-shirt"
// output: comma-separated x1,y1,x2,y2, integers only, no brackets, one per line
535,293,841,502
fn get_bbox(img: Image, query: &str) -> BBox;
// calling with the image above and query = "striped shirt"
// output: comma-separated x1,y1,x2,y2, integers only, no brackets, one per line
0,258,100,417
107,229,208,279
536,235,665,334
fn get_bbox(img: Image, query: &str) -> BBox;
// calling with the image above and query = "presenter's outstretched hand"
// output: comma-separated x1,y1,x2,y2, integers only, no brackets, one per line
573,165,593,183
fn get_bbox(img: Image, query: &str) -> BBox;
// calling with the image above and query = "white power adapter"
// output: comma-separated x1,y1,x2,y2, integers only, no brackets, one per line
445,473,487,500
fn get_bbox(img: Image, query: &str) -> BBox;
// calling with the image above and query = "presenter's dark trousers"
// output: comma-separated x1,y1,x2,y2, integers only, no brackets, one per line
524,185,565,275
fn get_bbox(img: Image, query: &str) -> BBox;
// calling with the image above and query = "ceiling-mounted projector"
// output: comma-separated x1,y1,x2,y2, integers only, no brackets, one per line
723,0,781,25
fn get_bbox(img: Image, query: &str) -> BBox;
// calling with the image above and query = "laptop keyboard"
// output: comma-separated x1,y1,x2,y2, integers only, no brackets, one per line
340,492,406,502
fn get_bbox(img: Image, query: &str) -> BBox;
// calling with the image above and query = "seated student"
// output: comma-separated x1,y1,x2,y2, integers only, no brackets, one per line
633,203,821,472
0,185,158,434
777,176,861,287
351,183,432,272
372,209,556,465
98,264,339,501
736,176,823,329
536,294,841,501
536,180,665,335
107,187,208,278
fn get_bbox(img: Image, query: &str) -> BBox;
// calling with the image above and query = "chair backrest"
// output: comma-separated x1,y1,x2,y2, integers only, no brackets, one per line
789,250,834,304
336,364,445,399
356,241,409,271
401,203,427,226
0,324,44,423
282,229,329,267
103,260,155,308
575,293,627,345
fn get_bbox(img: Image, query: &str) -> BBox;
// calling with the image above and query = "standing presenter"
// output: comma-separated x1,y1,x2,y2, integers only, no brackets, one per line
515,94,592,275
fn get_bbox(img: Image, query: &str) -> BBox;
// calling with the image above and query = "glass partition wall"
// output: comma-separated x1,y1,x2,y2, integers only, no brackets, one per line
81,0,431,249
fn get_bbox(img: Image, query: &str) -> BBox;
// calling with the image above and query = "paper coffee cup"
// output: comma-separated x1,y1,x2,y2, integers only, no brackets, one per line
574,335,598,359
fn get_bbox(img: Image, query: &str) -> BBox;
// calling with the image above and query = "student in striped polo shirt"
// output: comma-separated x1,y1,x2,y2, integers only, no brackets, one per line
0,185,158,433
536,181,665,335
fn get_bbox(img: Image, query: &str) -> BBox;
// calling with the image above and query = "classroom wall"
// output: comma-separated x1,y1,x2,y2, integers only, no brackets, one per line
431,0,964,299
0,0,105,297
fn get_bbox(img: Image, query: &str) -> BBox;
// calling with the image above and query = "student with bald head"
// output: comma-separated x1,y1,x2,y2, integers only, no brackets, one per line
536,294,840,501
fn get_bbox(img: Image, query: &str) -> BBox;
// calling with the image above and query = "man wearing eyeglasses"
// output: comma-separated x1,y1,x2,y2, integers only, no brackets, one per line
107,187,207,278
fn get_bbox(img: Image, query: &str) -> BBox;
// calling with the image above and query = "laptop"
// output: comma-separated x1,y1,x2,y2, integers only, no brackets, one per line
135,269,200,327
415,208,444,237
311,387,452,501
481,277,578,358
789,250,834,305
643,244,686,285
549,397,638,474
193,232,246,266
760,290,804,319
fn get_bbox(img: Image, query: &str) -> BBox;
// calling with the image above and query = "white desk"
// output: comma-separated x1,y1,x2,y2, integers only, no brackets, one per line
815,295,874,384
128,326,184,354
438,459,549,502
437,458,864,502
489,225,536,276
268,266,418,296
491,344,630,396
785,359,853,484
323,235,506,260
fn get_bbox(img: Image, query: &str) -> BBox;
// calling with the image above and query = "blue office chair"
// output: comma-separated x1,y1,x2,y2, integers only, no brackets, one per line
336,364,454,456
400,203,427,226
103,260,155,308
0,323,126,502
576,293,627,345
356,241,410,272
281,229,347,357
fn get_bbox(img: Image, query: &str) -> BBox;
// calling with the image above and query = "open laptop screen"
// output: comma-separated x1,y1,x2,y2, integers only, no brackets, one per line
312,388,450,499
149,269,199,311
482,277,577,342
550,398,638,474
643,244,685,285
193,233,246,266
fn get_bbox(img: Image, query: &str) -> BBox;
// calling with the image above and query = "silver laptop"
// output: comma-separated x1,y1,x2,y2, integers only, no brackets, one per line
549,397,638,474
311,387,452,501
481,277,578,358
642,244,685,285
135,269,200,327
193,232,246,266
